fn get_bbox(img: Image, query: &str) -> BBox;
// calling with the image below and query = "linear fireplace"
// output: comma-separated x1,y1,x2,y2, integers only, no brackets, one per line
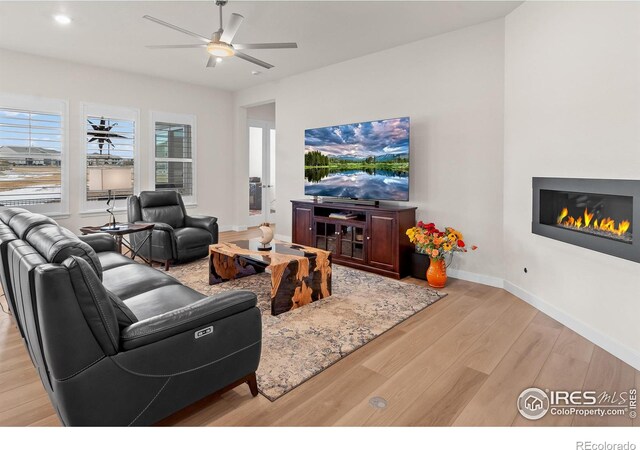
532,178,640,263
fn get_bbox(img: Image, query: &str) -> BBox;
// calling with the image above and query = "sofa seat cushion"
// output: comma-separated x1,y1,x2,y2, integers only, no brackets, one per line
102,263,181,300
123,284,206,320
99,252,137,271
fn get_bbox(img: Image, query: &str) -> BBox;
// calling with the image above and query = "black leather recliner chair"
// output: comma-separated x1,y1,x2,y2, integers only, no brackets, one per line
0,207,261,426
127,191,218,270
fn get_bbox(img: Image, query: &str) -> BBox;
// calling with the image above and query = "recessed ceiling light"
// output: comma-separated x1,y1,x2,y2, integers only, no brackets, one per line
251,70,262,76
54,14,71,25
216,57,222,63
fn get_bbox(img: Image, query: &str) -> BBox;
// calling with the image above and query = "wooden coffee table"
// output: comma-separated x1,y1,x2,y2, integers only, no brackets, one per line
209,240,332,316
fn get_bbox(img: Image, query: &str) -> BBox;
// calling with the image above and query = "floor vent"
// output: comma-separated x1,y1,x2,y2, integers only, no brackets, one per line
369,396,388,409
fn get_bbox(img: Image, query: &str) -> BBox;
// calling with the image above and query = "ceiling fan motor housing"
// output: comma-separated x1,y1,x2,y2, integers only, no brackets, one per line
207,41,235,57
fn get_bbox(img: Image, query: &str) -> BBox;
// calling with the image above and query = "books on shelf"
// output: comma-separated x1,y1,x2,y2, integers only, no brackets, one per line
328,212,358,220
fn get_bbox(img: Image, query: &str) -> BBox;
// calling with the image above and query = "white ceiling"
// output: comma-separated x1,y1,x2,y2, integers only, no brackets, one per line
0,1,522,91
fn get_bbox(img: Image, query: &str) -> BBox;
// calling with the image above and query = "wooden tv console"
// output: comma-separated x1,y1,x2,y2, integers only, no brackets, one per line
291,199,416,279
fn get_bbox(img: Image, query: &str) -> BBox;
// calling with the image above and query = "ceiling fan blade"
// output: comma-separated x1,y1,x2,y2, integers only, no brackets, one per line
142,15,211,43
220,13,244,43
234,51,274,69
146,44,208,49
206,56,217,68
233,43,298,50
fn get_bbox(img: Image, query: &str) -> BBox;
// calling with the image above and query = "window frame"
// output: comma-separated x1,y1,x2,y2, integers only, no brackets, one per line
150,111,197,206
0,93,69,217
80,102,140,214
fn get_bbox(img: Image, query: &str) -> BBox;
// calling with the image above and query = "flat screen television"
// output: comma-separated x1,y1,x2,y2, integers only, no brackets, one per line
304,116,410,201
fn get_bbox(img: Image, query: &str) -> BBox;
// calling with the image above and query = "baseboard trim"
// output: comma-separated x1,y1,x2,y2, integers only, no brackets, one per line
503,281,640,371
442,268,640,370
218,225,247,232
446,268,504,289
275,234,292,243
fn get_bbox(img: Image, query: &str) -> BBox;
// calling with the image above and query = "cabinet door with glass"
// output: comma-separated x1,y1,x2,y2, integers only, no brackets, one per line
314,220,365,262
314,221,338,254
338,224,366,262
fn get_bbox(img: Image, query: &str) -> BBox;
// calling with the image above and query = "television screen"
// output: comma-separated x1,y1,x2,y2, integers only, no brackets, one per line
304,116,410,201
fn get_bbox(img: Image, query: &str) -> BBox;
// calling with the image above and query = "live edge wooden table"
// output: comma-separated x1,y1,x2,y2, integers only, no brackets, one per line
209,240,332,316
79,222,155,266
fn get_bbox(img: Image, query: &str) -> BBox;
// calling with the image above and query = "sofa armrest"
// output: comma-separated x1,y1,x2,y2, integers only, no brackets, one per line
136,221,173,233
133,221,176,261
185,215,217,234
78,233,117,253
120,290,257,351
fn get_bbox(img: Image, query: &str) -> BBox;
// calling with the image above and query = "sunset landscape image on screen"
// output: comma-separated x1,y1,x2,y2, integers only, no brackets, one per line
304,117,410,201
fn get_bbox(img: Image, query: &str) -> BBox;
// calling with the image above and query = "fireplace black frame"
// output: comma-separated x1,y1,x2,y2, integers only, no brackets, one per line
532,177,640,263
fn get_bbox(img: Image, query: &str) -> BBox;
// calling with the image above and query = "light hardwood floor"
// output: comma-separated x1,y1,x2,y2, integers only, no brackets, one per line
0,228,638,426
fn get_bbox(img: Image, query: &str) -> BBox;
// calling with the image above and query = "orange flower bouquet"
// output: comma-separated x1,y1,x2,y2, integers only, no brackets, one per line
406,221,476,261
406,221,476,288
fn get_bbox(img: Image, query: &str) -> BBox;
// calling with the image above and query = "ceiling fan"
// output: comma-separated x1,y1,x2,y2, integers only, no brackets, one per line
143,0,298,69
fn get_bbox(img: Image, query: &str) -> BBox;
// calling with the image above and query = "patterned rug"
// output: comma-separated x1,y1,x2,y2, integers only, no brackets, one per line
168,258,446,401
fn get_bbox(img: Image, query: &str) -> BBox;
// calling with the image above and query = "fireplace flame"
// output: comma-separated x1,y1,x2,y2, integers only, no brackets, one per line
583,208,594,227
619,220,631,235
557,207,631,237
557,207,568,223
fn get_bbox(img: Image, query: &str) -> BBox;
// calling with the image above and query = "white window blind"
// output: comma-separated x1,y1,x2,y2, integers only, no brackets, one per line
0,106,63,208
153,115,195,203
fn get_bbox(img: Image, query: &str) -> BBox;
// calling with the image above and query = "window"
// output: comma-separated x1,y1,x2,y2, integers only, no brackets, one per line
0,95,68,215
82,104,138,212
152,112,196,204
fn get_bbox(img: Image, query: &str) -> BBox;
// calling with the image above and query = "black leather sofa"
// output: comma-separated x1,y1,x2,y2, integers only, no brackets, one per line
127,191,218,270
0,207,261,426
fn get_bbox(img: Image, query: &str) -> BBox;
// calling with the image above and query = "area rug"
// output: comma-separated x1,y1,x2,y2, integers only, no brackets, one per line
168,258,446,401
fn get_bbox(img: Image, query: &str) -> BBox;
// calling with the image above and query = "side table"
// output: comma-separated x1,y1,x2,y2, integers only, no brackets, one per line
80,223,155,266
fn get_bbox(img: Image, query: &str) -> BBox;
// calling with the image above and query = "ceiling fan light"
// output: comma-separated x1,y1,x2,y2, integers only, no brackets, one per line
207,42,235,57
54,14,71,25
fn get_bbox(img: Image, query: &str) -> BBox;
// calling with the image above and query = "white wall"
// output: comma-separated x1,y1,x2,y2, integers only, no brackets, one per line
504,2,640,366
0,48,235,231
247,102,275,122
234,19,506,278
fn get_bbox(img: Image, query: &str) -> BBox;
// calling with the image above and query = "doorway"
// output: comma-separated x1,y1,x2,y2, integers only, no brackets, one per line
246,102,276,227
